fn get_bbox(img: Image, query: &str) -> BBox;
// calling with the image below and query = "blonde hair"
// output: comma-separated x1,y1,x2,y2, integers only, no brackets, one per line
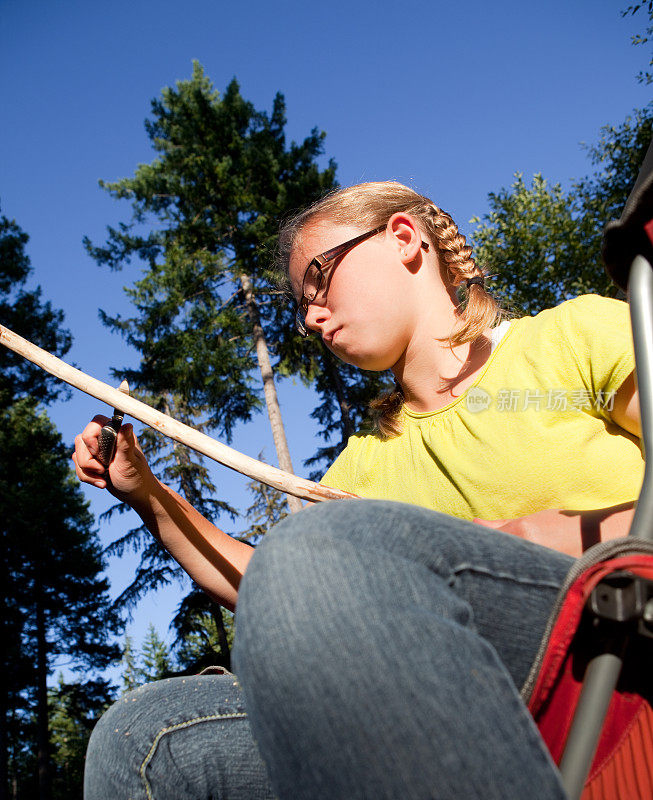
277,181,503,437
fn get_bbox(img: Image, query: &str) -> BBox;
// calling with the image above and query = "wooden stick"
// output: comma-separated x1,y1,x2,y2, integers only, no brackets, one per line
0,324,356,504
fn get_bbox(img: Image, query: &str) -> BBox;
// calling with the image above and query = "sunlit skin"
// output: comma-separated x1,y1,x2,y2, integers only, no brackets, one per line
72,211,644,608
289,213,494,411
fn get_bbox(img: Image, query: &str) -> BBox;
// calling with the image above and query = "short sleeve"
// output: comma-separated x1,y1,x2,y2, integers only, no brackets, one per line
558,295,635,400
319,439,356,493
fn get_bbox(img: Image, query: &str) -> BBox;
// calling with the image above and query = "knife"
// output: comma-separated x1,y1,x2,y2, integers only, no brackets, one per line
96,380,130,467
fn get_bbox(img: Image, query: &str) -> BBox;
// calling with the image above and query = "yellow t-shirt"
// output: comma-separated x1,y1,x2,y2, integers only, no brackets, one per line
320,295,643,520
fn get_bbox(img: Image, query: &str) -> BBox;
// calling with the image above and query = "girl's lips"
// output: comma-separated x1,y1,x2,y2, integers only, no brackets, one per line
324,327,342,345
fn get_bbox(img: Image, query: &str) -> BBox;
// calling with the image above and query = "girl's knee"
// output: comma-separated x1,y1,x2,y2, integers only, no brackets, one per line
86,684,155,765
246,499,466,596
84,689,146,796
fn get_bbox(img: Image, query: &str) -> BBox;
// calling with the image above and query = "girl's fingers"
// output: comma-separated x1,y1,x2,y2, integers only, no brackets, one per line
473,517,507,529
80,416,110,457
71,451,107,489
115,422,135,452
74,433,102,471
73,417,147,495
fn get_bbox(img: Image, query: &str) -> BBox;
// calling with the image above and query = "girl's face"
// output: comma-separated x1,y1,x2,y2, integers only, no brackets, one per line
288,218,425,371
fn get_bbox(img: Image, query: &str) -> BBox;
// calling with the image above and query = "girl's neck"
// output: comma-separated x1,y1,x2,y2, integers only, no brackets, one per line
392,333,492,413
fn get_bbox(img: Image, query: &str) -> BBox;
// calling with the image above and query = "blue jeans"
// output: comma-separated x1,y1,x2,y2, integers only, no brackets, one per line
83,671,275,799
86,500,572,799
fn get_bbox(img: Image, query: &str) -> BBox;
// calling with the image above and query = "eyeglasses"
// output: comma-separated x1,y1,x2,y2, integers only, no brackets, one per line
295,225,429,337
294,225,386,337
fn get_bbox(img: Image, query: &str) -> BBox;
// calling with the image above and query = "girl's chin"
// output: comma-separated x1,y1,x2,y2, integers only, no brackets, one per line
326,330,398,371
334,346,395,372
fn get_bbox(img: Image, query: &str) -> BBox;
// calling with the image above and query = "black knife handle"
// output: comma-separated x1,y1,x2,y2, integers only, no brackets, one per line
97,410,124,467
97,423,119,467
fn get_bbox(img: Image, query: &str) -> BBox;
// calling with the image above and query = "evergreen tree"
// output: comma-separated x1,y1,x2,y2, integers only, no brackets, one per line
49,675,115,800
239,452,289,544
301,356,393,480
0,207,71,406
84,63,337,515
1,401,122,800
120,636,141,694
83,65,386,643
172,592,235,674
139,625,173,683
0,209,121,799
471,105,652,316
118,629,173,694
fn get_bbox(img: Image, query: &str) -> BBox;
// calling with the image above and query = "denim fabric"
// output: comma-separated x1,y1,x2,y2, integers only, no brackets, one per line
86,500,574,799
83,673,275,799
234,499,573,800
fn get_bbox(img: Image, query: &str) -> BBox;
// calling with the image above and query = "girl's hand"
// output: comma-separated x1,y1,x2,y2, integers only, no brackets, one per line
473,504,634,558
72,416,157,504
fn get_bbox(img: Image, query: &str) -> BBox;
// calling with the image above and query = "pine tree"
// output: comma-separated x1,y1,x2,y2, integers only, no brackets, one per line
49,675,115,800
0,210,121,800
172,592,235,674
1,401,122,800
471,106,652,316
239,452,289,544
120,636,141,694
82,65,386,641
84,63,338,515
0,207,71,406
139,625,173,683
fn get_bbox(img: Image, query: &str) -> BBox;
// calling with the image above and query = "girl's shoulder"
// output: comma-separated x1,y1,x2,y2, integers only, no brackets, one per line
519,294,629,332
505,295,631,357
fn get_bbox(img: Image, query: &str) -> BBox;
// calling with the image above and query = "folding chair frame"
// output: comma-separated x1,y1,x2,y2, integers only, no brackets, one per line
557,254,653,798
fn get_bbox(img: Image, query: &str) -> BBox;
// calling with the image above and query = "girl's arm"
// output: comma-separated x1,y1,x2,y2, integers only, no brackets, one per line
611,371,640,438
474,504,635,558
73,416,254,610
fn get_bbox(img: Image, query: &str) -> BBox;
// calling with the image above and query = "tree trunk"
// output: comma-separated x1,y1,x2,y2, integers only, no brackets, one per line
34,581,51,800
240,273,303,514
0,666,7,800
321,347,354,444
211,607,231,671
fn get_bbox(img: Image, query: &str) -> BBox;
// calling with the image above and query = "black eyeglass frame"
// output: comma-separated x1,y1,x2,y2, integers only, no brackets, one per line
294,225,429,337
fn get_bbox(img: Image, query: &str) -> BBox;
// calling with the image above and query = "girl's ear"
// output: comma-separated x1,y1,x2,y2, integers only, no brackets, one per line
387,213,424,265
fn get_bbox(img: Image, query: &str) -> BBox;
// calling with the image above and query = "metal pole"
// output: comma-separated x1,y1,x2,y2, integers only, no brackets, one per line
558,650,624,799
558,254,653,797
628,255,653,542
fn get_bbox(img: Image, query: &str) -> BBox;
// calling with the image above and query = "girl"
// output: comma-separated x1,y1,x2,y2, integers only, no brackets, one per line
74,182,642,799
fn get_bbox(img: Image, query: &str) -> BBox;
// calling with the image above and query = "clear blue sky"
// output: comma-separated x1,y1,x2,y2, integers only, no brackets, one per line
0,0,650,675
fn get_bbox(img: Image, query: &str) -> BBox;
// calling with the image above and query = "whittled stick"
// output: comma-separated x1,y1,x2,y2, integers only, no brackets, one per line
0,324,356,504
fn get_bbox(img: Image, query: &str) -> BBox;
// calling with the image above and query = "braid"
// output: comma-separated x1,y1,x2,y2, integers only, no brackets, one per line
424,203,500,347
276,181,505,438
369,381,405,438
427,205,478,284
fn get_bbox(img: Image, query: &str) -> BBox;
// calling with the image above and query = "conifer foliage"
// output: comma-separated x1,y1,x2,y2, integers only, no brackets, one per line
0,211,122,800
0,209,71,406
471,105,652,316
84,63,387,628
84,63,337,512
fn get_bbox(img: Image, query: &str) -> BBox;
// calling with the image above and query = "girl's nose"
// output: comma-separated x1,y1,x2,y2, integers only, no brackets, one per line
304,302,331,334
